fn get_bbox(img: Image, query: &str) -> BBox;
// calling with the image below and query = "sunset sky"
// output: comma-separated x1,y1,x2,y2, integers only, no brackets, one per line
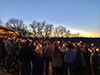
0,0,100,37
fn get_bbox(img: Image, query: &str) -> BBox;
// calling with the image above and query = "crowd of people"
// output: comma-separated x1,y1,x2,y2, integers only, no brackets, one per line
0,37,100,75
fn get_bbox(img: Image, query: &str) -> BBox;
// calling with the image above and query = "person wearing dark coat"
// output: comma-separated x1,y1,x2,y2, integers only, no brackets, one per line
73,46,85,75
19,40,33,75
0,38,6,67
83,46,92,74
92,50,100,75
32,51,44,75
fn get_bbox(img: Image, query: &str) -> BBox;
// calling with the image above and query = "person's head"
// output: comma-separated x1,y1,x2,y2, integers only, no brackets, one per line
80,43,83,48
10,39,15,44
26,40,30,46
31,42,33,46
5,38,8,41
67,43,74,50
15,42,19,47
76,46,81,52
54,43,59,51
51,41,54,45
83,45,89,52
0,38,3,42
62,44,66,50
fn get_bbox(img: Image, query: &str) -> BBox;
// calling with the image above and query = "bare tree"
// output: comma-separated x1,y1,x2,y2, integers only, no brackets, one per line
37,21,46,37
5,18,25,30
30,21,46,37
54,26,66,37
53,27,61,37
43,24,53,37
3,18,80,37
5,18,28,37
65,30,71,37
30,20,37,37
26,31,33,37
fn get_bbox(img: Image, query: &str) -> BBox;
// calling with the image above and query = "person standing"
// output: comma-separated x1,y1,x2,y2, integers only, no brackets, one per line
83,46,92,74
32,46,44,75
19,40,33,75
6,39,15,73
0,38,6,68
51,43,63,75
63,43,76,75
73,46,85,75
92,48,100,75
44,41,54,75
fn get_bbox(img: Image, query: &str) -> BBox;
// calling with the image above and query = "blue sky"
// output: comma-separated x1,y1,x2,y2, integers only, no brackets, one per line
0,0,100,37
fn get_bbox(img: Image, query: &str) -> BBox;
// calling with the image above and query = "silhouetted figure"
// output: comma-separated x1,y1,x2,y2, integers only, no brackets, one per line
83,46,92,74
12,42,20,75
44,42,53,75
63,43,76,75
0,38,6,67
6,39,15,73
92,51,100,75
73,46,85,75
32,51,44,75
51,43,63,75
19,40,33,75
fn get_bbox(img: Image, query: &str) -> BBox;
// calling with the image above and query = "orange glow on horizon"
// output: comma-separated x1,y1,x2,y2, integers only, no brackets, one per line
70,28,100,38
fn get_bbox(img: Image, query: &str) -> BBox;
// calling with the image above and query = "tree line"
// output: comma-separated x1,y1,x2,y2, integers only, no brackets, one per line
0,18,80,37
